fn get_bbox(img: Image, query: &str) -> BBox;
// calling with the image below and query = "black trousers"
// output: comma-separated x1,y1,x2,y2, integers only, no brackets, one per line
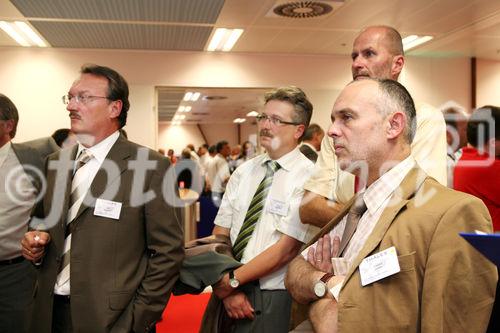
0,259,36,333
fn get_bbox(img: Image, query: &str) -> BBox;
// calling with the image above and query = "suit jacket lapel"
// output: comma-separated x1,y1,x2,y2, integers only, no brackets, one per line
304,195,356,249
73,136,131,221
341,167,428,288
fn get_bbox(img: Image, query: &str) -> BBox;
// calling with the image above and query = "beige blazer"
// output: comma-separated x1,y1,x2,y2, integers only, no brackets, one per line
30,135,184,333
308,167,497,333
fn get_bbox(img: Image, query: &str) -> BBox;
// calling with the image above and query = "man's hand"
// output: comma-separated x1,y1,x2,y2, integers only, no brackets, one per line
222,291,255,320
213,273,234,300
21,231,50,262
307,234,340,273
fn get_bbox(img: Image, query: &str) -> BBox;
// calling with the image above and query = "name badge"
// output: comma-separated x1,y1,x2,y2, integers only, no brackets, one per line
94,199,122,220
267,198,289,216
359,246,400,286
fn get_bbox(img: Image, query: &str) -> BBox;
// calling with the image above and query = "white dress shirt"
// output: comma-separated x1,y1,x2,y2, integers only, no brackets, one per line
215,147,317,290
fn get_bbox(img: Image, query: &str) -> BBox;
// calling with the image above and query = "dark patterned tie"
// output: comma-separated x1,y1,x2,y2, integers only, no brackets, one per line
232,160,280,261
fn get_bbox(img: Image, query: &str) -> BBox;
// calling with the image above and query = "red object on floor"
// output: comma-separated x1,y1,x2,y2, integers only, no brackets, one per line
156,293,212,333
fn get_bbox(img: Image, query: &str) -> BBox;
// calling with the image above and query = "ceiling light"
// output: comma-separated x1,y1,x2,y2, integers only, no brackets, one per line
233,118,246,124
191,92,201,101
183,92,193,101
0,21,29,46
15,21,47,47
246,111,259,117
222,29,244,51
403,35,433,51
178,106,185,112
184,106,192,112
174,114,186,120
207,28,244,52
0,21,47,47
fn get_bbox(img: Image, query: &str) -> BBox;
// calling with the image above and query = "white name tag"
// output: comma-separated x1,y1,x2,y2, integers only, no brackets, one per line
359,246,400,286
94,199,122,220
267,198,289,216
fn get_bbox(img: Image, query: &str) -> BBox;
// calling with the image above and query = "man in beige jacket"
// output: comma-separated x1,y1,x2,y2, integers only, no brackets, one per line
285,78,497,333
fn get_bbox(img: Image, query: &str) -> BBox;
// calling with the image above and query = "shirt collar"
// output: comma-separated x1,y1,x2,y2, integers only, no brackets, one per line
76,131,120,164
301,142,317,152
363,156,415,214
0,141,12,168
261,146,302,172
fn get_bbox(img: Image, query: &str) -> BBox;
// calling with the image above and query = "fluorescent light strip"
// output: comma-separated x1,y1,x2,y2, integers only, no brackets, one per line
403,35,433,51
15,21,46,47
0,21,29,46
222,29,243,52
207,28,244,52
207,28,227,51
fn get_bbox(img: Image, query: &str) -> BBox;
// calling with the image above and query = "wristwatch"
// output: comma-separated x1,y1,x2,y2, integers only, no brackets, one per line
229,270,240,289
314,272,334,298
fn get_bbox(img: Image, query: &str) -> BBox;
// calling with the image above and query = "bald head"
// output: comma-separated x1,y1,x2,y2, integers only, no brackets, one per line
351,25,405,81
357,26,404,56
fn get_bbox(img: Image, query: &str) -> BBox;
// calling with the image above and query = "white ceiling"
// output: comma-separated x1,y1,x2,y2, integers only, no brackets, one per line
1,0,500,123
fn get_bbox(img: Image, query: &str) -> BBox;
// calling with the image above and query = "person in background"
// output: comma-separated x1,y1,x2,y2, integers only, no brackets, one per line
299,123,324,162
235,141,256,169
21,64,183,333
454,105,499,231
442,106,469,187
0,94,58,333
167,148,177,164
229,144,242,173
286,78,496,333
299,25,447,228
206,140,231,205
208,86,316,332
51,128,78,149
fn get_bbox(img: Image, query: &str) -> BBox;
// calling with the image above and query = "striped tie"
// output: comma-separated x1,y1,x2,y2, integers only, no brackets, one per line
232,160,280,261
56,149,93,287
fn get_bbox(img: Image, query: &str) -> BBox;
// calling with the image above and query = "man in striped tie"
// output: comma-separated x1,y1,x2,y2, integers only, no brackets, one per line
21,64,184,333
210,86,317,332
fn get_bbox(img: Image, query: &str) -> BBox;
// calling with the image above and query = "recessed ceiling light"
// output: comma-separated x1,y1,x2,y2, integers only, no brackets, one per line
246,111,259,117
178,106,185,112
207,28,244,52
403,35,433,51
184,106,192,112
191,92,201,101
183,92,193,101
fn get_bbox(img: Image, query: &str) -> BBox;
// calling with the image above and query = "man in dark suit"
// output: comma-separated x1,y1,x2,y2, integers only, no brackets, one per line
0,94,58,333
21,64,184,333
299,123,324,162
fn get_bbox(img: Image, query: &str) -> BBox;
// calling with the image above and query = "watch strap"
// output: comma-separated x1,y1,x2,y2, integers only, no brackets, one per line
320,272,334,284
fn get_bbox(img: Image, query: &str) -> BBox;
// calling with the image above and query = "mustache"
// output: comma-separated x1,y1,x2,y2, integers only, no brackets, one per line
259,130,273,138
69,111,81,120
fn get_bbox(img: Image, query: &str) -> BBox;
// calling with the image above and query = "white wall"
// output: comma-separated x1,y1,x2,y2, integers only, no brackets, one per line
0,46,474,149
477,59,500,107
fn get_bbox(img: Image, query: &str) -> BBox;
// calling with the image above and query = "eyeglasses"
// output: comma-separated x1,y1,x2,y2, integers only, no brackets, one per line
62,94,109,105
256,114,301,126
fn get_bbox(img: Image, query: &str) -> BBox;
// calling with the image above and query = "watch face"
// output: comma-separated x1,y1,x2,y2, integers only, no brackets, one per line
230,278,240,288
314,282,326,297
